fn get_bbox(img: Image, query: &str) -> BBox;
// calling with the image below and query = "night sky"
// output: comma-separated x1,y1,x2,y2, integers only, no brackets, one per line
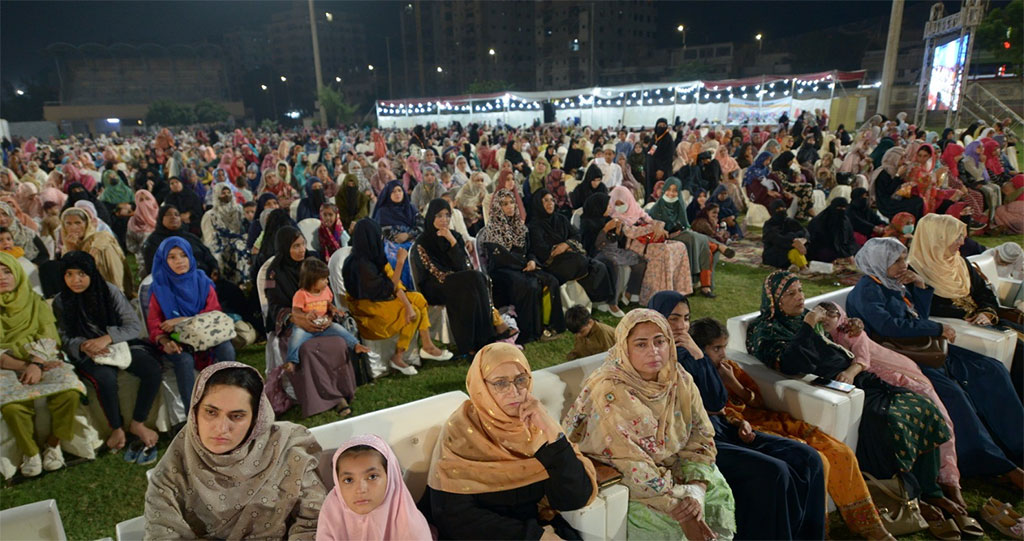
0,0,1002,86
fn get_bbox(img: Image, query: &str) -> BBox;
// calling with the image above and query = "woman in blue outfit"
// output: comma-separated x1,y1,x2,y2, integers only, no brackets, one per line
372,180,420,290
847,236,1024,490
649,290,826,540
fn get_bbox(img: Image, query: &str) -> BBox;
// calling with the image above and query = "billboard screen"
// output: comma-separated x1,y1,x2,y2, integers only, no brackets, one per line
928,35,969,111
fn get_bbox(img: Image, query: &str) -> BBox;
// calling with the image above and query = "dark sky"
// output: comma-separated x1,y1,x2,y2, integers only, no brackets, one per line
0,0,1003,86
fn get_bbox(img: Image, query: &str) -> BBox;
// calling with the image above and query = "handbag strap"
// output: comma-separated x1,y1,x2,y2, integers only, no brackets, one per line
863,471,910,503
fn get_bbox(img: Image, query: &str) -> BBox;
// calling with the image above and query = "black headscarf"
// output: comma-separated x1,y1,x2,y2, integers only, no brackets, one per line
580,192,611,255
63,182,114,225
735,142,754,168
847,187,885,236
296,180,326,222
144,204,217,275
342,218,396,302
771,151,795,173
55,250,120,340
417,198,465,271
698,151,720,192
807,197,856,258
163,180,204,224
571,163,608,208
528,188,575,262
246,193,278,250
266,225,316,314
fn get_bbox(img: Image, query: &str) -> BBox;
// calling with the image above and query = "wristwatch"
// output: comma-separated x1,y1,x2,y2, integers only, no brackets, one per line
30,361,45,370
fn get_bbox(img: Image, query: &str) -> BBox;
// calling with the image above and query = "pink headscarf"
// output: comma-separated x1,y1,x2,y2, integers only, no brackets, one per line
316,435,431,541
607,185,650,225
40,187,67,208
62,163,96,192
715,145,739,176
128,189,159,234
981,138,1004,176
15,182,42,219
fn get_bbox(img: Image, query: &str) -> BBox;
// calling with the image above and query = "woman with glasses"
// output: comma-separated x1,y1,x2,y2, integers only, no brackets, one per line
426,343,597,540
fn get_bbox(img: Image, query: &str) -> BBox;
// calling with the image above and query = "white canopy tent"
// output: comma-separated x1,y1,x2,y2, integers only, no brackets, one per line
376,70,865,129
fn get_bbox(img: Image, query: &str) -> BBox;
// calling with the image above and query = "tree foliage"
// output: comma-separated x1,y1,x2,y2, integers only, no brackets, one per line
318,86,358,126
977,0,1022,69
144,100,196,126
193,99,230,123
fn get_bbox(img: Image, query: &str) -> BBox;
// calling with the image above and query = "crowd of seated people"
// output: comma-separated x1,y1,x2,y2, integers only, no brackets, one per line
0,113,1020,540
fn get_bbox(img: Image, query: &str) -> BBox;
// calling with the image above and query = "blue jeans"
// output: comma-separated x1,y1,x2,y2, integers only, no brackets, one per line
286,323,358,365
165,340,236,407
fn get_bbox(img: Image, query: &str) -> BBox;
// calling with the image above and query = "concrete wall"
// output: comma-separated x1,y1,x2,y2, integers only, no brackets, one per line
43,101,245,124
5,121,59,140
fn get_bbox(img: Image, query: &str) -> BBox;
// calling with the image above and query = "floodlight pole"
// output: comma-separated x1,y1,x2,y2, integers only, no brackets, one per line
308,0,328,127
877,0,904,118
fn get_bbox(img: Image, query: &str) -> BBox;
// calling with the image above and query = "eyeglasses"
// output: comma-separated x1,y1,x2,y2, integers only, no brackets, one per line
485,374,530,394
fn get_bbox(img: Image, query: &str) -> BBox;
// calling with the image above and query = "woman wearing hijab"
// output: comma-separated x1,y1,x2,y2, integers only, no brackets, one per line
126,189,158,265
58,207,128,293
454,171,487,235
563,309,736,540
579,192,647,305
993,173,1024,234
368,158,397,198
848,238,1024,494
63,181,114,226
428,343,597,539
98,167,134,208
143,205,219,278
963,141,1004,217
145,363,325,539
410,163,444,214
871,147,925,220
343,218,449,374
484,168,527,224
743,151,785,209
524,155,551,205
748,270,967,521
148,237,235,407
847,187,886,245
373,180,421,290
607,185,694,304
402,154,422,193
335,173,371,230
770,151,815,220
246,193,280,251
296,179,328,222
161,176,204,237
316,434,432,541
648,292,826,540
479,189,566,344
0,201,48,266
762,199,810,271
53,251,162,454
648,176,721,292
569,164,608,210
413,199,512,355
0,252,84,477
528,188,622,317
544,168,575,218
805,197,857,263
314,203,346,261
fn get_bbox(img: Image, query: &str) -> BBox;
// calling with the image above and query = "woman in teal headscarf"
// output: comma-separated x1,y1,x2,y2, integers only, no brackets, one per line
649,176,719,297
99,168,135,206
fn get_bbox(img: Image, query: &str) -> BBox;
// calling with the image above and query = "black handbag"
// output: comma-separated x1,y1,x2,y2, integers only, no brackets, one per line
869,333,947,368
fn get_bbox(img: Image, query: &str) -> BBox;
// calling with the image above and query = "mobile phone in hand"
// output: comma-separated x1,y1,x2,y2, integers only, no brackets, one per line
812,376,855,393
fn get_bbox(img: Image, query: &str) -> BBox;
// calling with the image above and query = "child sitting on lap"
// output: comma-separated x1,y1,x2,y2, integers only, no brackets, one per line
286,258,368,372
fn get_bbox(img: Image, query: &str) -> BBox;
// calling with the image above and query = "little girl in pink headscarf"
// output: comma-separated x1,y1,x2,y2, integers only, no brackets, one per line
316,434,432,541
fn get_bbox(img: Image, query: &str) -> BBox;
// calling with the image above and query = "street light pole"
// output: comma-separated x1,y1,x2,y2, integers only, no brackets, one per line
308,0,328,127
676,25,686,56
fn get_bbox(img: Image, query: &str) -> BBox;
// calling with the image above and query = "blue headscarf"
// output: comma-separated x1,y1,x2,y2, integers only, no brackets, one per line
743,151,773,187
647,290,729,413
372,179,418,228
710,184,737,220
151,237,215,318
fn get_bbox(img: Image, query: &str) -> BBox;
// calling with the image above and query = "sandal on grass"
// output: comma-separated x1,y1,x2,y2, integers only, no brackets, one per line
920,502,961,541
952,514,984,539
981,498,1023,540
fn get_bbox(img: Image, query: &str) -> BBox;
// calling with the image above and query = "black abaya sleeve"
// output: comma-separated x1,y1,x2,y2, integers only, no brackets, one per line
533,436,596,511
29,236,50,266
528,225,555,263
757,323,821,375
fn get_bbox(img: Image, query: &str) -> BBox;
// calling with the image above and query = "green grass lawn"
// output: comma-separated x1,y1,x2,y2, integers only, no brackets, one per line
2,234,1021,540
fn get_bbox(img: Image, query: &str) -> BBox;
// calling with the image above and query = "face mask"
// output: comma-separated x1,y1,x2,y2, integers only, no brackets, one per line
902,225,915,234
663,195,679,203
615,204,629,214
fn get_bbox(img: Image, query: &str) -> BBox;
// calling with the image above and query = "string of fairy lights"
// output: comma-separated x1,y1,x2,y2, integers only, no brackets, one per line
376,74,848,117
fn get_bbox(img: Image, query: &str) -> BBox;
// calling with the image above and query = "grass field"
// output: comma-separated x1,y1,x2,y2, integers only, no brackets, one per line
1,233,1021,540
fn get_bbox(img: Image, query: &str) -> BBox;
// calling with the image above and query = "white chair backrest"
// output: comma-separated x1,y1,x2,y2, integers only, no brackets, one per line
0,499,67,541
289,199,300,221
725,287,853,354
406,240,421,292
137,274,154,329
570,208,583,229
309,391,469,500
297,218,321,248
256,256,275,316
533,353,607,421
967,252,999,284
327,247,352,306
115,516,145,541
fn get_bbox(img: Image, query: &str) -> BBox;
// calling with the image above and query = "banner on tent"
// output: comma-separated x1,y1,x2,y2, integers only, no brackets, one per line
727,97,792,124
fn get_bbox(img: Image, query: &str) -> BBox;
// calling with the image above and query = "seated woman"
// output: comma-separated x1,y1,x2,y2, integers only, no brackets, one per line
993,173,1023,235
848,237,1024,495
688,317,894,540
413,199,514,356
0,252,83,477
126,189,158,266
58,207,129,293
162,176,205,237
145,363,325,539
761,200,809,270
870,147,924,220
748,270,966,520
528,189,622,317
428,343,597,539
847,187,887,246
454,171,487,236
579,192,646,306
569,164,608,210
544,169,575,218
805,197,857,264
317,434,432,541
479,189,565,344
373,180,421,290
0,200,48,266
690,204,730,246
411,164,445,214
343,218,450,375
148,237,236,408
608,185,693,304
335,173,371,231
649,291,826,540
143,205,219,278
313,203,347,261
649,177,722,298
296,179,328,222
769,151,815,220
246,193,280,252
744,151,788,210
53,251,162,456
563,309,736,540
709,184,742,239
263,226,359,409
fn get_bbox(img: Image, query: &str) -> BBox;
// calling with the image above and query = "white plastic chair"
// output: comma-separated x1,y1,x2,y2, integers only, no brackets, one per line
0,499,67,540
115,515,145,541
968,252,1022,308
296,218,321,248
